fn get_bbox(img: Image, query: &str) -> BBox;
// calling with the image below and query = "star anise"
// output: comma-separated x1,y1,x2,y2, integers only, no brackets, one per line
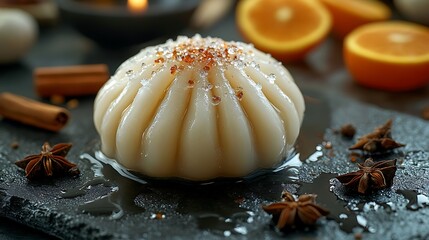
15,142,80,180
336,158,397,194
349,119,405,153
262,191,329,230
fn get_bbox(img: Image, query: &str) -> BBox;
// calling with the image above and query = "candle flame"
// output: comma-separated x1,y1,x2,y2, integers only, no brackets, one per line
128,0,148,12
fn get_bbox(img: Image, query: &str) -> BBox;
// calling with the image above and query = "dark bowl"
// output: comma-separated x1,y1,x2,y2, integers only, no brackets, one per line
57,0,200,48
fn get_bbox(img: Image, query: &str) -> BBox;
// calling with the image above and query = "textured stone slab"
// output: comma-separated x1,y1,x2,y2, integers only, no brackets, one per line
0,87,428,240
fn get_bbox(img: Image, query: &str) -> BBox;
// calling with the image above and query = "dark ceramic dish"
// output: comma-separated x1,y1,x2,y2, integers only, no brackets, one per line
57,0,200,48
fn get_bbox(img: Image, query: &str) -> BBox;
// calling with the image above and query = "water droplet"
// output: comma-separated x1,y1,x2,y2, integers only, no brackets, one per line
141,79,150,87
348,203,359,211
234,226,248,235
249,61,260,69
236,61,245,68
228,48,235,55
246,211,255,216
307,150,323,162
356,215,367,228
385,202,396,212
316,145,323,151
223,231,232,237
210,41,217,48
125,69,134,78
199,70,208,78
203,83,212,91
165,52,173,59
363,202,380,212
368,226,376,233
339,213,348,219
417,194,429,207
267,73,276,84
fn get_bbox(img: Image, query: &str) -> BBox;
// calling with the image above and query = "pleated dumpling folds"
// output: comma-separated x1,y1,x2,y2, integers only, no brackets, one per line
94,35,305,181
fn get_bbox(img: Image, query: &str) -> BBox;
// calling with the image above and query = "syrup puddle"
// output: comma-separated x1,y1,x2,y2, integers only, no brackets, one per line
176,192,255,236
66,150,300,235
61,153,145,220
396,190,429,211
59,89,333,234
297,173,360,233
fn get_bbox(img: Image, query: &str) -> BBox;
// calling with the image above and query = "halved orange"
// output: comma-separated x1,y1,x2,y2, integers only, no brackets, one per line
318,0,391,39
236,0,331,61
344,21,429,91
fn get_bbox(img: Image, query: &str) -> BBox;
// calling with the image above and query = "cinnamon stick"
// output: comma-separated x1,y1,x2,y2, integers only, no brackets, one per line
0,92,70,131
34,64,109,97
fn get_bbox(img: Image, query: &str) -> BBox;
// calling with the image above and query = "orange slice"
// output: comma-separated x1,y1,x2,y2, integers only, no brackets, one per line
236,0,331,61
319,0,391,38
344,21,429,91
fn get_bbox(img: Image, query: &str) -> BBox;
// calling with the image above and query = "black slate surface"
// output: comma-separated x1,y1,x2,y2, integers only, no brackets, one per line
0,85,428,239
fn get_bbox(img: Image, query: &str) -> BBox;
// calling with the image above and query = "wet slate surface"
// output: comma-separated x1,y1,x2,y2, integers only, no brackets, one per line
0,86,428,239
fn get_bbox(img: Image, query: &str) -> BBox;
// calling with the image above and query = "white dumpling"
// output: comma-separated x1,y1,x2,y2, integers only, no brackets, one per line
93,35,305,181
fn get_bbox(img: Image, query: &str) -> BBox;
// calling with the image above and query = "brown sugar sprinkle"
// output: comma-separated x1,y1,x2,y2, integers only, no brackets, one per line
170,65,177,74
10,141,19,149
154,57,165,63
349,152,362,163
354,232,363,240
66,99,79,109
183,55,194,63
234,196,245,204
323,141,332,149
50,94,65,105
187,80,195,88
151,212,165,220
147,35,256,73
423,106,429,120
212,95,221,105
235,87,244,100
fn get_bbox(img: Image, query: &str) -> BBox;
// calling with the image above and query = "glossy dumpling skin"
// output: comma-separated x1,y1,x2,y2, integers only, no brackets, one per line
94,35,305,181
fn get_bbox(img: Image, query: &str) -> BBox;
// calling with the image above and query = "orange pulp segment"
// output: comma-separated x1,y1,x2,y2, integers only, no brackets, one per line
344,21,429,91
236,0,331,61
319,0,391,38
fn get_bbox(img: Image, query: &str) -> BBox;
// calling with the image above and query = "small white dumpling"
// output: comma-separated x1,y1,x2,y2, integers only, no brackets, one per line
94,35,305,181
